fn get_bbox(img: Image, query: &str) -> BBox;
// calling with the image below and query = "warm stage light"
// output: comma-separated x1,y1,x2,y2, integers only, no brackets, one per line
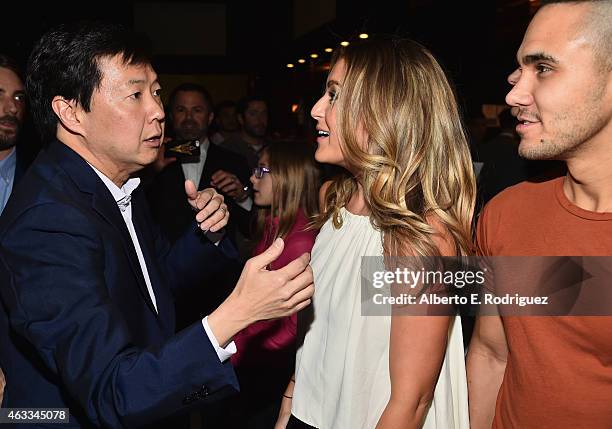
340,41,350,47
286,63,294,68
324,48,333,53
310,53,319,59
298,58,306,63
291,104,299,113
359,33,369,39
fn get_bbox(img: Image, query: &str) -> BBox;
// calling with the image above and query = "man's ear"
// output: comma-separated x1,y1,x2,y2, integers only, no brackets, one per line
207,111,215,126
51,96,86,137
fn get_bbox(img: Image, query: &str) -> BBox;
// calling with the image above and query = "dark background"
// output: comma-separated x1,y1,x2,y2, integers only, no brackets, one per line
0,0,538,139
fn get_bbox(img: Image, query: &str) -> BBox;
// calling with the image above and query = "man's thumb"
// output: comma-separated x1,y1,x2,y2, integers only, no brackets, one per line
252,238,284,269
184,180,197,200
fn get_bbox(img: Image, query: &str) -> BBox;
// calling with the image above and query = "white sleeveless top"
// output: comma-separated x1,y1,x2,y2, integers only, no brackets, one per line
292,208,469,429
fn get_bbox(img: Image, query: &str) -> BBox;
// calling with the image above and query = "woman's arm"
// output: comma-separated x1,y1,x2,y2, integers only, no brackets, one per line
376,316,451,429
274,374,295,429
376,222,456,429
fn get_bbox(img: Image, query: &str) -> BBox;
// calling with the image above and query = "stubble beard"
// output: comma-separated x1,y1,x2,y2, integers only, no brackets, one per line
519,88,609,161
0,133,17,152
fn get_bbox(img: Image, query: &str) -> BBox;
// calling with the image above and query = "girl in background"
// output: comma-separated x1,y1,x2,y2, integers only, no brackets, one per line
278,37,475,429
230,140,320,428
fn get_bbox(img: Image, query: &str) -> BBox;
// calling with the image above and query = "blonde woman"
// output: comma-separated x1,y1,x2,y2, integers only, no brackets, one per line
276,37,474,429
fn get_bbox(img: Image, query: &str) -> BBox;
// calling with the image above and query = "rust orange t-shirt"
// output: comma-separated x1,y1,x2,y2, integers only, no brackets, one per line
477,176,612,428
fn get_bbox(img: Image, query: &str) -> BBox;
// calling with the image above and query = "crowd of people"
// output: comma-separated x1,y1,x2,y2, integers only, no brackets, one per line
0,0,610,428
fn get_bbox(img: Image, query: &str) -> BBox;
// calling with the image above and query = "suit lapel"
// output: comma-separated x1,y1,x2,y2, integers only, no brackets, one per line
50,140,160,317
131,191,174,332
198,147,214,191
90,185,160,317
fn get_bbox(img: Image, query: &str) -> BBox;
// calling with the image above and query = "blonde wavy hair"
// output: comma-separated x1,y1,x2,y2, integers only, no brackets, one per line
313,37,476,257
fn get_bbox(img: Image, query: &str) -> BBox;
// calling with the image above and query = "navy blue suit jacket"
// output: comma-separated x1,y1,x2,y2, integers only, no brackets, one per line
0,140,239,427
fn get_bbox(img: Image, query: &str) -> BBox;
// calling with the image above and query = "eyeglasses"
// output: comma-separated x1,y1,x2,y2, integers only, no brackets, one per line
252,166,271,179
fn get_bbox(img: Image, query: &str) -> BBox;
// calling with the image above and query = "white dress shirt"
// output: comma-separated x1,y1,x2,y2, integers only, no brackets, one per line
89,164,236,362
181,138,252,211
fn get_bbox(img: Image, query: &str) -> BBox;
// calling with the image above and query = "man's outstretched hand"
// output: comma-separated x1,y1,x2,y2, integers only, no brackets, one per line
208,238,314,347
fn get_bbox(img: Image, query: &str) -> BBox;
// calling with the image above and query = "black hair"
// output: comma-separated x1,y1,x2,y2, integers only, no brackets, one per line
0,54,24,82
166,82,214,114
26,21,151,142
214,99,236,115
236,95,268,117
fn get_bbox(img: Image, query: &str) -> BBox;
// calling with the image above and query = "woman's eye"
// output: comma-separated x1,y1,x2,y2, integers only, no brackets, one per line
328,90,337,104
130,92,142,100
153,88,162,97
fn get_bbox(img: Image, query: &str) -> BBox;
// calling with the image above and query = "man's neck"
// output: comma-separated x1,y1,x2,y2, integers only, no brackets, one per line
0,146,16,161
563,126,612,213
58,131,130,188
240,132,264,149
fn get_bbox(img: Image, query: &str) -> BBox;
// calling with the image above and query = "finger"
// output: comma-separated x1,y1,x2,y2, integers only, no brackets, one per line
249,238,285,270
184,180,198,202
276,253,311,282
219,183,239,194
285,283,315,310
289,296,312,315
283,265,314,298
194,188,217,211
211,170,230,182
213,176,235,188
208,206,230,232
199,209,225,232
196,195,223,224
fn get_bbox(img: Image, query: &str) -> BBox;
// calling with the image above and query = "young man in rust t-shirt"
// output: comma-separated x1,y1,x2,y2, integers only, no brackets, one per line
467,1,612,428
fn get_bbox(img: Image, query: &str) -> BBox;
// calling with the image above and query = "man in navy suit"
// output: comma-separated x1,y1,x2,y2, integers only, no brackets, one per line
0,22,313,428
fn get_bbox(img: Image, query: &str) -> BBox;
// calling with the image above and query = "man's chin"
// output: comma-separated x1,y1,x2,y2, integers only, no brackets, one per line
518,138,565,161
0,136,17,152
176,131,203,141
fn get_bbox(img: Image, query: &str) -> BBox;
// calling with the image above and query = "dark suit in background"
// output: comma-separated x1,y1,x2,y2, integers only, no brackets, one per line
146,142,253,329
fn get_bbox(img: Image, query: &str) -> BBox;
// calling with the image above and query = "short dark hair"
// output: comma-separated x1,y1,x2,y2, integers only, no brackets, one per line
0,54,24,82
237,95,268,117
26,21,152,142
166,82,213,114
214,99,236,115
539,0,612,71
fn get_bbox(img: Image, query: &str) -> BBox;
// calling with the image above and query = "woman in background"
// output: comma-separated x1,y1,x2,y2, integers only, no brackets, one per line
277,37,475,429
231,141,320,428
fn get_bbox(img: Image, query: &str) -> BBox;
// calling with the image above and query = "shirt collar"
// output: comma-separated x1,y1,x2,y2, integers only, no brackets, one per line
87,163,141,204
197,137,210,160
0,147,17,182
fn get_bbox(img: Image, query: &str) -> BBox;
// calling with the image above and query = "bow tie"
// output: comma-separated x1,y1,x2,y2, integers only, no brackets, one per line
117,195,132,212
